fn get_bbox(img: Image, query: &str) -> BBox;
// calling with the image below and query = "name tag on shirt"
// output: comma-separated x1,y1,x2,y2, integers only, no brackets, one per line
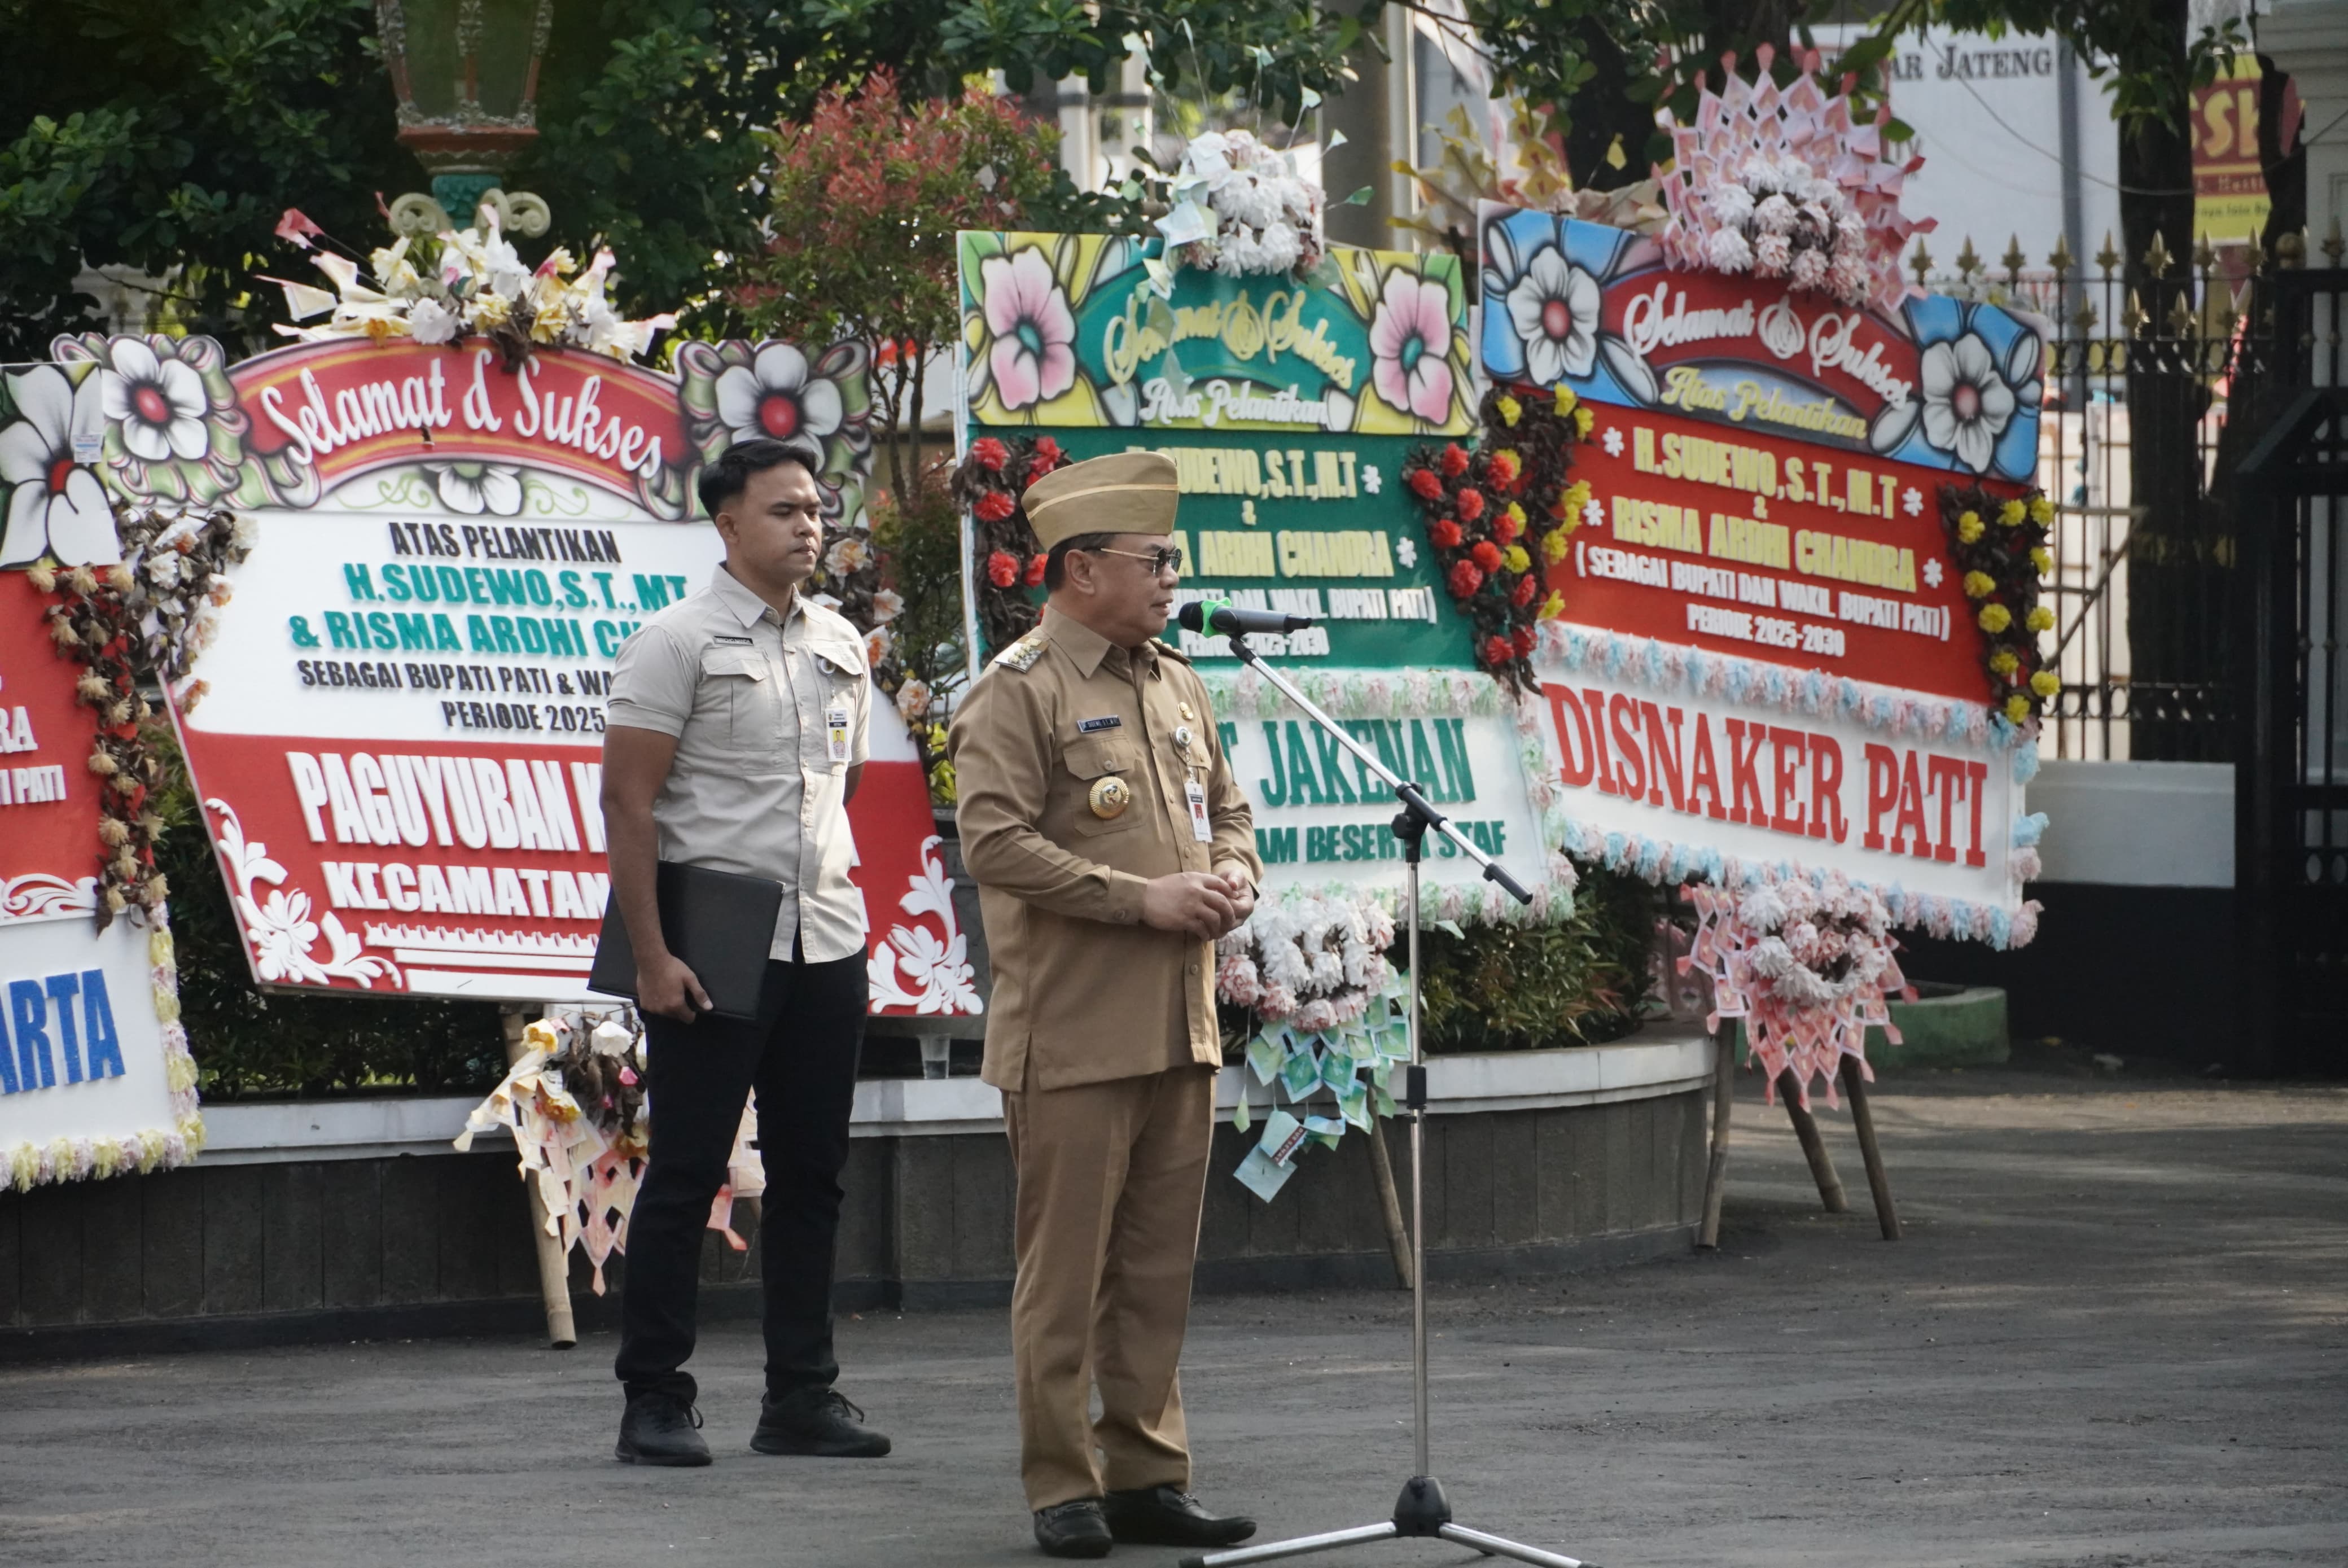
1077,715,1122,733
1185,777,1212,842
827,706,851,763
710,634,752,646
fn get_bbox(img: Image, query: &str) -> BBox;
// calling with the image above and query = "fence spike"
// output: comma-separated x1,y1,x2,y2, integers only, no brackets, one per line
2278,229,2306,270
1909,239,1934,286
2095,230,2122,278
2143,230,2174,279
2003,234,2027,277
2122,288,2149,335
2074,294,2098,334
2194,232,2218,273
2048,233,2074,276
2166,291,2199,338
1955,236,1982,277
2243,233,2267,276
2325,215,2345,266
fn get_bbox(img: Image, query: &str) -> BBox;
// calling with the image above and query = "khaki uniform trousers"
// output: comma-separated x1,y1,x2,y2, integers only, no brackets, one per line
1004,1063,1216,1510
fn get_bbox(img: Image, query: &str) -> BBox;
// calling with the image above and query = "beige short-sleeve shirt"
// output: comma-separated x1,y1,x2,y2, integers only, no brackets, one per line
606,564,871,962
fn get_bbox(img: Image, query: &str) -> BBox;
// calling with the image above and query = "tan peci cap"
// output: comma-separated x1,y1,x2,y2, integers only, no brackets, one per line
1021,450,1180,550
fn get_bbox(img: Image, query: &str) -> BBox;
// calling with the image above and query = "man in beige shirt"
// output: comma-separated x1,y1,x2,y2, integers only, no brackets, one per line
948,451,1263,1558
600,437,887,1467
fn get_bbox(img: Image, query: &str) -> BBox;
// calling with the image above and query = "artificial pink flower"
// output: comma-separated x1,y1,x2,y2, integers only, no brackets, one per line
1368,270,1456,424
978,248,1076,413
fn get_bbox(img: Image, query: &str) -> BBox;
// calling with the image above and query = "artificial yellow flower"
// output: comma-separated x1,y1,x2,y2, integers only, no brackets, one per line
2029,495,2055,525
1505,501,1527,529
1555,386,1578,417
1999,499,2026,527
471,292,512,328
1563,479,1592,514
1989,649,2020,676
1573,406,1594,438
1538,589,1565,620
2030,546,2053,574
1503,544,1532,574
1497,393,1522,427
2025,605,2055,633
2030,669,2060,698
1957,510,1983,544
2005,694,2033,723
1979,603,2013,633
1962,570,1996,599
1541,527,1571,564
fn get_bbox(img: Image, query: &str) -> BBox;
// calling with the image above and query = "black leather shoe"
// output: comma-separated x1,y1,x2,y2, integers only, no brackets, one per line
751,1387,891,1457
615,1394,711,1466
1102,1486,1256,1547
1033,1498,1114,1558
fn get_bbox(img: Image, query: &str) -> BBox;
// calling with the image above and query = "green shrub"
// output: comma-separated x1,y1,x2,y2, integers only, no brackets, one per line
1415,859,1660,1053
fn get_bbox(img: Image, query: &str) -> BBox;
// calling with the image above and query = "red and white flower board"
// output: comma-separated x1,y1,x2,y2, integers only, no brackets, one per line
64,334,971,1014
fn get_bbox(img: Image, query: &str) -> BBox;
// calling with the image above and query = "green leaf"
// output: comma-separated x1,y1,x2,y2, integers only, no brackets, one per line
1342,185,1374,206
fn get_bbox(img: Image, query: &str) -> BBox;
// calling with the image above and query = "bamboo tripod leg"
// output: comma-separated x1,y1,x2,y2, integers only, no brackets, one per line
1839,1059,1902,1240
1698,1030,1735,1249
1778,1070,1848,1214
1367,1115,1415,1290
501,1009,578,1348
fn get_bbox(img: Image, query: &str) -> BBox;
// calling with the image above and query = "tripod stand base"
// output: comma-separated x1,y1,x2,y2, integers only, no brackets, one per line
1177,1476,1599,1568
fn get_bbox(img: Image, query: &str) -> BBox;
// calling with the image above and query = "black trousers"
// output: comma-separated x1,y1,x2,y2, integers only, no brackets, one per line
615,947,867,1404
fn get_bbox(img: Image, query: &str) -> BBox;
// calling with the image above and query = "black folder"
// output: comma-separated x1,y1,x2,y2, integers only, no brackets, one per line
588,861,783,1022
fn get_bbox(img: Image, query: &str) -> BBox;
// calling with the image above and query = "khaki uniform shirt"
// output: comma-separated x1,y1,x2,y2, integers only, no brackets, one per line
605,564,871,963
949,609,1261,1093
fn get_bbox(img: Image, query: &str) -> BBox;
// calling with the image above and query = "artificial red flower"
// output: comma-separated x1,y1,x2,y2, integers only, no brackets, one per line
1029,436,1063,475
1407,467,1444,502
1023,553,1048,588
1487,449,1522,488
1429,518,1463,549
1470,540,1503,572
971,437,1009,472
1491,510,1521,545
1480,635,1514,668
1510,573,1539,607
1456,487,1485,523
1439,444,1470,478
974,489,1017,523
1448,560,1486,598
1512,625,1537,658
986,550,1020,588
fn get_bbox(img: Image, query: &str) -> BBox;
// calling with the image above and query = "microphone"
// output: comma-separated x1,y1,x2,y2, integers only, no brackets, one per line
1178,599,1317,637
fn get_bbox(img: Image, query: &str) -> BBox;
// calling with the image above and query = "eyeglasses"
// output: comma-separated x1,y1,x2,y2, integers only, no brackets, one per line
1089,545,1185,576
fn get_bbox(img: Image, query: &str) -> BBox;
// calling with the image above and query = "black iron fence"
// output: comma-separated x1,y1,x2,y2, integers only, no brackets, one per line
1917,234,2348,763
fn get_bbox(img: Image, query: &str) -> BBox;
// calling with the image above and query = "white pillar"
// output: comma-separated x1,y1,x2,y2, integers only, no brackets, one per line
2262,0,2348,247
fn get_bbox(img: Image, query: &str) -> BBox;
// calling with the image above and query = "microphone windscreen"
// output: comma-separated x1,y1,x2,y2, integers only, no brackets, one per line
1176,601,1205,632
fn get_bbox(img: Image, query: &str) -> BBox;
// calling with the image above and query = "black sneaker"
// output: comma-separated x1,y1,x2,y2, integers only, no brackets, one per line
750,1387,891,1457
615,1394,711,1467
1102,1486,1256,1547
1033,1497,1114,1558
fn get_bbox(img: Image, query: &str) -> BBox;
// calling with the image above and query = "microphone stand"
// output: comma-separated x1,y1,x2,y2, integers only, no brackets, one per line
1185,629,1599,1568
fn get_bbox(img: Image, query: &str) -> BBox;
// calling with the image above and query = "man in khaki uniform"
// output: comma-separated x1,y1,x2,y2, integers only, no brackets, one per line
949,451,1263,1560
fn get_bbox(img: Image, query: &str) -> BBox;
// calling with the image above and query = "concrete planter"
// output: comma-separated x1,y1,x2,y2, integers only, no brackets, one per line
0,1027,1715,1357
1869,983,2010,1070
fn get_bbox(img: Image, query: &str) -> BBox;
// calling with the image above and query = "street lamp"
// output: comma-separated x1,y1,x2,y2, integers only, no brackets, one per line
376,0,555,236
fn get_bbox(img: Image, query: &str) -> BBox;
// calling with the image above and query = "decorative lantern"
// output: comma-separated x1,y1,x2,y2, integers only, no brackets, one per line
376,0,554,234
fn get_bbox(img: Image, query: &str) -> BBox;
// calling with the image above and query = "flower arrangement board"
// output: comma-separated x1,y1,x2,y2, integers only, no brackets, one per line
32,332,973,1014
956,235,1560,905
1474,200,2049,939
0,568,203,1188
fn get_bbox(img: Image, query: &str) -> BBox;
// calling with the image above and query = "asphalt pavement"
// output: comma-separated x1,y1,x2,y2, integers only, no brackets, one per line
3,1059,2342,1568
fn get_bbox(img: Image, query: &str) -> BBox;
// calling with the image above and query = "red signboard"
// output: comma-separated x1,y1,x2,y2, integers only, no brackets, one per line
0,572,100,923
1554,402,2025,703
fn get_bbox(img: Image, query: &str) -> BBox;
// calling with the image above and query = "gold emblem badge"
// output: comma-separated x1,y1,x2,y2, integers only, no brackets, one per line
1089,775,1132,819
1179,702,1195,721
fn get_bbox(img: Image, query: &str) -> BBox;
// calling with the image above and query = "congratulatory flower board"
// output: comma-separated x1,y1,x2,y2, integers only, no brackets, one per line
5,332,976,1015
956,233,1557,906
1478,198,2048,938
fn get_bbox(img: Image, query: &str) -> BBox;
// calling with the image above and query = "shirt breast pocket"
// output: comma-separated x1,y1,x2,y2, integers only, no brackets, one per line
807,646,862,769
699,647,778,760
1062,735,1145,838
